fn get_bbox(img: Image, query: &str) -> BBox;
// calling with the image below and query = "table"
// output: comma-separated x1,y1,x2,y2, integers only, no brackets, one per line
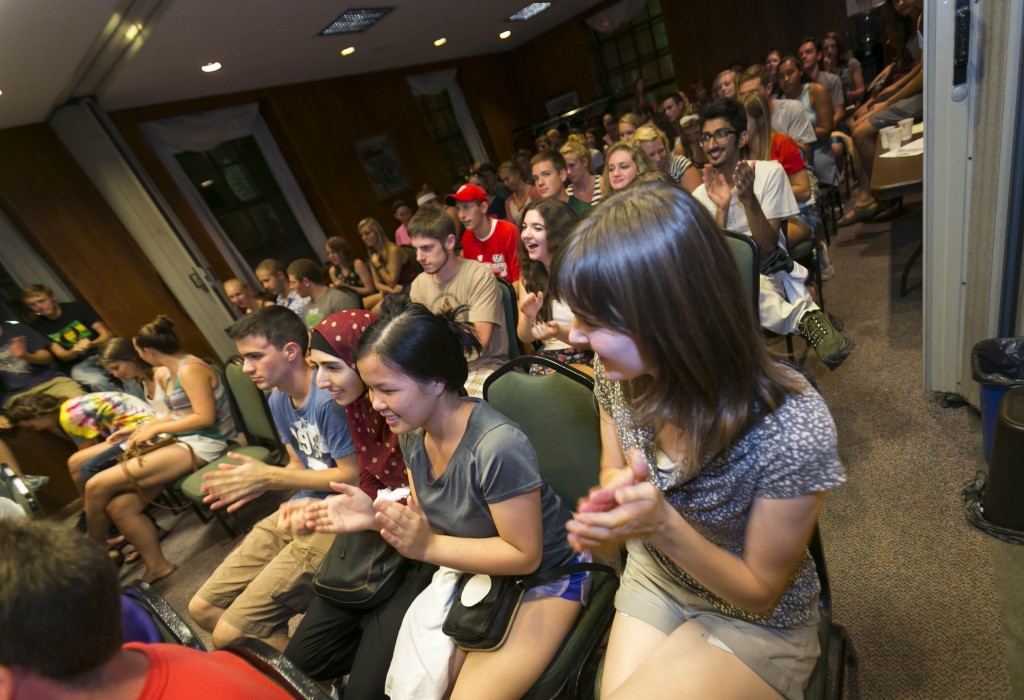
872,131,923,296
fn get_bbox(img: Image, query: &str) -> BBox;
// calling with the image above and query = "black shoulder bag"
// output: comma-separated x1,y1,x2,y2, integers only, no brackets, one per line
312,529,410,609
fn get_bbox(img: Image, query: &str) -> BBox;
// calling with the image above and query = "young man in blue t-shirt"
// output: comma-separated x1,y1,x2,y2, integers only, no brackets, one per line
188,306,356,650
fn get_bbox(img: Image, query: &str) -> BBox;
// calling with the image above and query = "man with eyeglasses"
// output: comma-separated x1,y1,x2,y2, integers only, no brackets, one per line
692,99,853,370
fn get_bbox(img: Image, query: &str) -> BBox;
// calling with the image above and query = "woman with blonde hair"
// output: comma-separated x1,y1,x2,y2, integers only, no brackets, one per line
325,236,374,300
633,124,701,193
559,140,601,205
600,141,654,197
359,217,417,313
552,183,844,700
677,105,708,167
616,112,643,141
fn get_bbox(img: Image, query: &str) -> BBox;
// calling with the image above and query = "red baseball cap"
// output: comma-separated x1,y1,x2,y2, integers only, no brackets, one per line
444,184,487,206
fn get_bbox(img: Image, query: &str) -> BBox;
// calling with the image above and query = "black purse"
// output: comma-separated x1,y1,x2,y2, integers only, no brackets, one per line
312,529,410,609
442,562,616,652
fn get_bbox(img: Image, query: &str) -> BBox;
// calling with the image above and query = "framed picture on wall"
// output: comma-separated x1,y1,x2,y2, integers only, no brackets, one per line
353,134,409,199
545,90,579,118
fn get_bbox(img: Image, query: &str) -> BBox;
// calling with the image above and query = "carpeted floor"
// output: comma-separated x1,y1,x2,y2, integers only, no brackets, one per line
130,196,1018,697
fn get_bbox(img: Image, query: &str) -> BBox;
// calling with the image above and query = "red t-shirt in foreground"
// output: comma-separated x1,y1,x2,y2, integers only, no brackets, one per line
126,642,293,699
770,132,807,176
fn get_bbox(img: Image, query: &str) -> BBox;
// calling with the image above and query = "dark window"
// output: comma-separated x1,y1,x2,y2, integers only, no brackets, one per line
413,91,474,185
175,136,317,268
593,0,675,116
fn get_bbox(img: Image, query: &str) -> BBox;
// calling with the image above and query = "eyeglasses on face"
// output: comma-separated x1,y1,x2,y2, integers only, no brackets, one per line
699,128,737,146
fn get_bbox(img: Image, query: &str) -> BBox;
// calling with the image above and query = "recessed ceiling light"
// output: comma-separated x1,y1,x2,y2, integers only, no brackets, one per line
341,46,356,56
507,2,551,21
433,37,447,47
124,23,143,41
0,89,4,97
499,30,511,39
321,7,393,35
201,62,222,73
200,180,215,188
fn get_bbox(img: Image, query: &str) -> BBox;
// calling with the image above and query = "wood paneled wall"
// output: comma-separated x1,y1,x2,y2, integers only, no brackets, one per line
0,124,214,356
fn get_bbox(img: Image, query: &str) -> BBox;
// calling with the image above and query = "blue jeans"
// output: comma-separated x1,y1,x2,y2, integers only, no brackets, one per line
79,444,125,486
70,355,119,392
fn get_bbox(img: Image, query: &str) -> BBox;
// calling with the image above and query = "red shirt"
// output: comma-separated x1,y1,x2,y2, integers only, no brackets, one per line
127,643,293,699
460,218,521,282
770,132,807,176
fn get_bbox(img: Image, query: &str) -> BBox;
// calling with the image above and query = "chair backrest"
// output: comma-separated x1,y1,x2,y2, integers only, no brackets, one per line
223,637,332,700
483,356,600,505
123,580,206,650
225,356,284,458
723,230,759,323
0,464,44,518
494,276,521,361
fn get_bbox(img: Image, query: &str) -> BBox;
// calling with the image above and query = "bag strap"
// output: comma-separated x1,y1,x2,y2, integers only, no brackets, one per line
519,561,617,590
118,438,199,511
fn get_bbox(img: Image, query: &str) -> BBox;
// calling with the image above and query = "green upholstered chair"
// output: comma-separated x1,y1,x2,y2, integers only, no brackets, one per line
723,230,760,323
483,356,618,699
0,463,44,518
494,275,522,361
223,637,333,700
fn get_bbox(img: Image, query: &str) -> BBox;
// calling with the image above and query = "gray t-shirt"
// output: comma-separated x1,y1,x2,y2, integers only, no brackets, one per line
771,100,816,147
399,399,574,572
594,359,845,628
304,288,359,328
816,71,844,110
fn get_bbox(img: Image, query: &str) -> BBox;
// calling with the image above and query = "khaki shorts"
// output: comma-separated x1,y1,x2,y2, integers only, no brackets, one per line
194,512,335,638
4,377,84,407
615,540,820,700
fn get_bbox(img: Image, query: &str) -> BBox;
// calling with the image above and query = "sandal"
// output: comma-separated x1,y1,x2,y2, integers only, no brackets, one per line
837,200,883,227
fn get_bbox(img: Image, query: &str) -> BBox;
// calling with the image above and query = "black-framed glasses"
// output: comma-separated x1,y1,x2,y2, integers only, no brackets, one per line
699,128,736,146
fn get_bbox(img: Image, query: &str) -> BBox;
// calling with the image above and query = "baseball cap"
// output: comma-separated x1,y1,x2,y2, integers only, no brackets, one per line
444,184,487,206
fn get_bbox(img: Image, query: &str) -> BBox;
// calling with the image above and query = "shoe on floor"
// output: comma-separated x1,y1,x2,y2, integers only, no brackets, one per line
798,310,854,370
819,243,835,281
23,474,48,491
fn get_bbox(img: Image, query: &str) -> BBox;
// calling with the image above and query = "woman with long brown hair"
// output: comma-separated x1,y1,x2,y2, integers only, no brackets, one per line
553,183,844,700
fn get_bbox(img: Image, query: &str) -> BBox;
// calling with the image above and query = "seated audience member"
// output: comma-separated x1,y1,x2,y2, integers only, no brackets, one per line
99,337,162,404
255,258,310,319
617,112,643,141
298,301,584,699
471,162,508,220
660,91,688,153
0,319,83,419
741,91,834,280
360,217,418,313
713,69,739,99
634,124,701,193
21,285,117,392
840,0,923,226
823,32,865,106
531,151,592,216
561,140,602,205
499,160,541,227
690,79,710,108
546,128,565,152
691,99,852,369
223,278,273,316
678,106,709,167
408,206,508,398
765,49,782,94
634,76,657,114
534,133,551,152
280,309,435,698
448,184,521,282
515,198,594,373
798,37,846,126
392,199,414,245
601,141,655,196
0,518,294,699
325,236,375,300
776,56,838,187
602,112,620,148
550,182,844,700
739,64,816,164
189,306,357,649
6,391,155,496
288,258,360,328
85,315,235,583
571,130,604,172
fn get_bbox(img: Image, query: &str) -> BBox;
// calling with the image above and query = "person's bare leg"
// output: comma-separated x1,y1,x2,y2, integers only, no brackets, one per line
851,118,878,207
0,439,22,477
106,490,176,582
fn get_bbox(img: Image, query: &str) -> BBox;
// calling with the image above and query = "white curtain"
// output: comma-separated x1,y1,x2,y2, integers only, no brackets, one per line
585,0,648,33
140,104,327,282
406,69,489,164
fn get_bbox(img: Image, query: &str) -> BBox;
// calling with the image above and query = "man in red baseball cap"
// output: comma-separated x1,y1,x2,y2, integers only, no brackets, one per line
445,184,520,282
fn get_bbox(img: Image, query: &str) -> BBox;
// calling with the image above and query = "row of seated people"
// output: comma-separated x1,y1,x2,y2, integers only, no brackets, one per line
1,181,845,699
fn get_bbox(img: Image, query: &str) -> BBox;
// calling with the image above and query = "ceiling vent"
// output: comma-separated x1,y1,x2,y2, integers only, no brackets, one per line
320,8,394,35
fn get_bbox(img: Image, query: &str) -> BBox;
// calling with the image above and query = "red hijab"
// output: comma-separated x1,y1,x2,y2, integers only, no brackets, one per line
311,310,407,498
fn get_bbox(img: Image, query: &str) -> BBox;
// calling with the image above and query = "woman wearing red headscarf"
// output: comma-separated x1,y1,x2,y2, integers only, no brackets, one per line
281,309,436,700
